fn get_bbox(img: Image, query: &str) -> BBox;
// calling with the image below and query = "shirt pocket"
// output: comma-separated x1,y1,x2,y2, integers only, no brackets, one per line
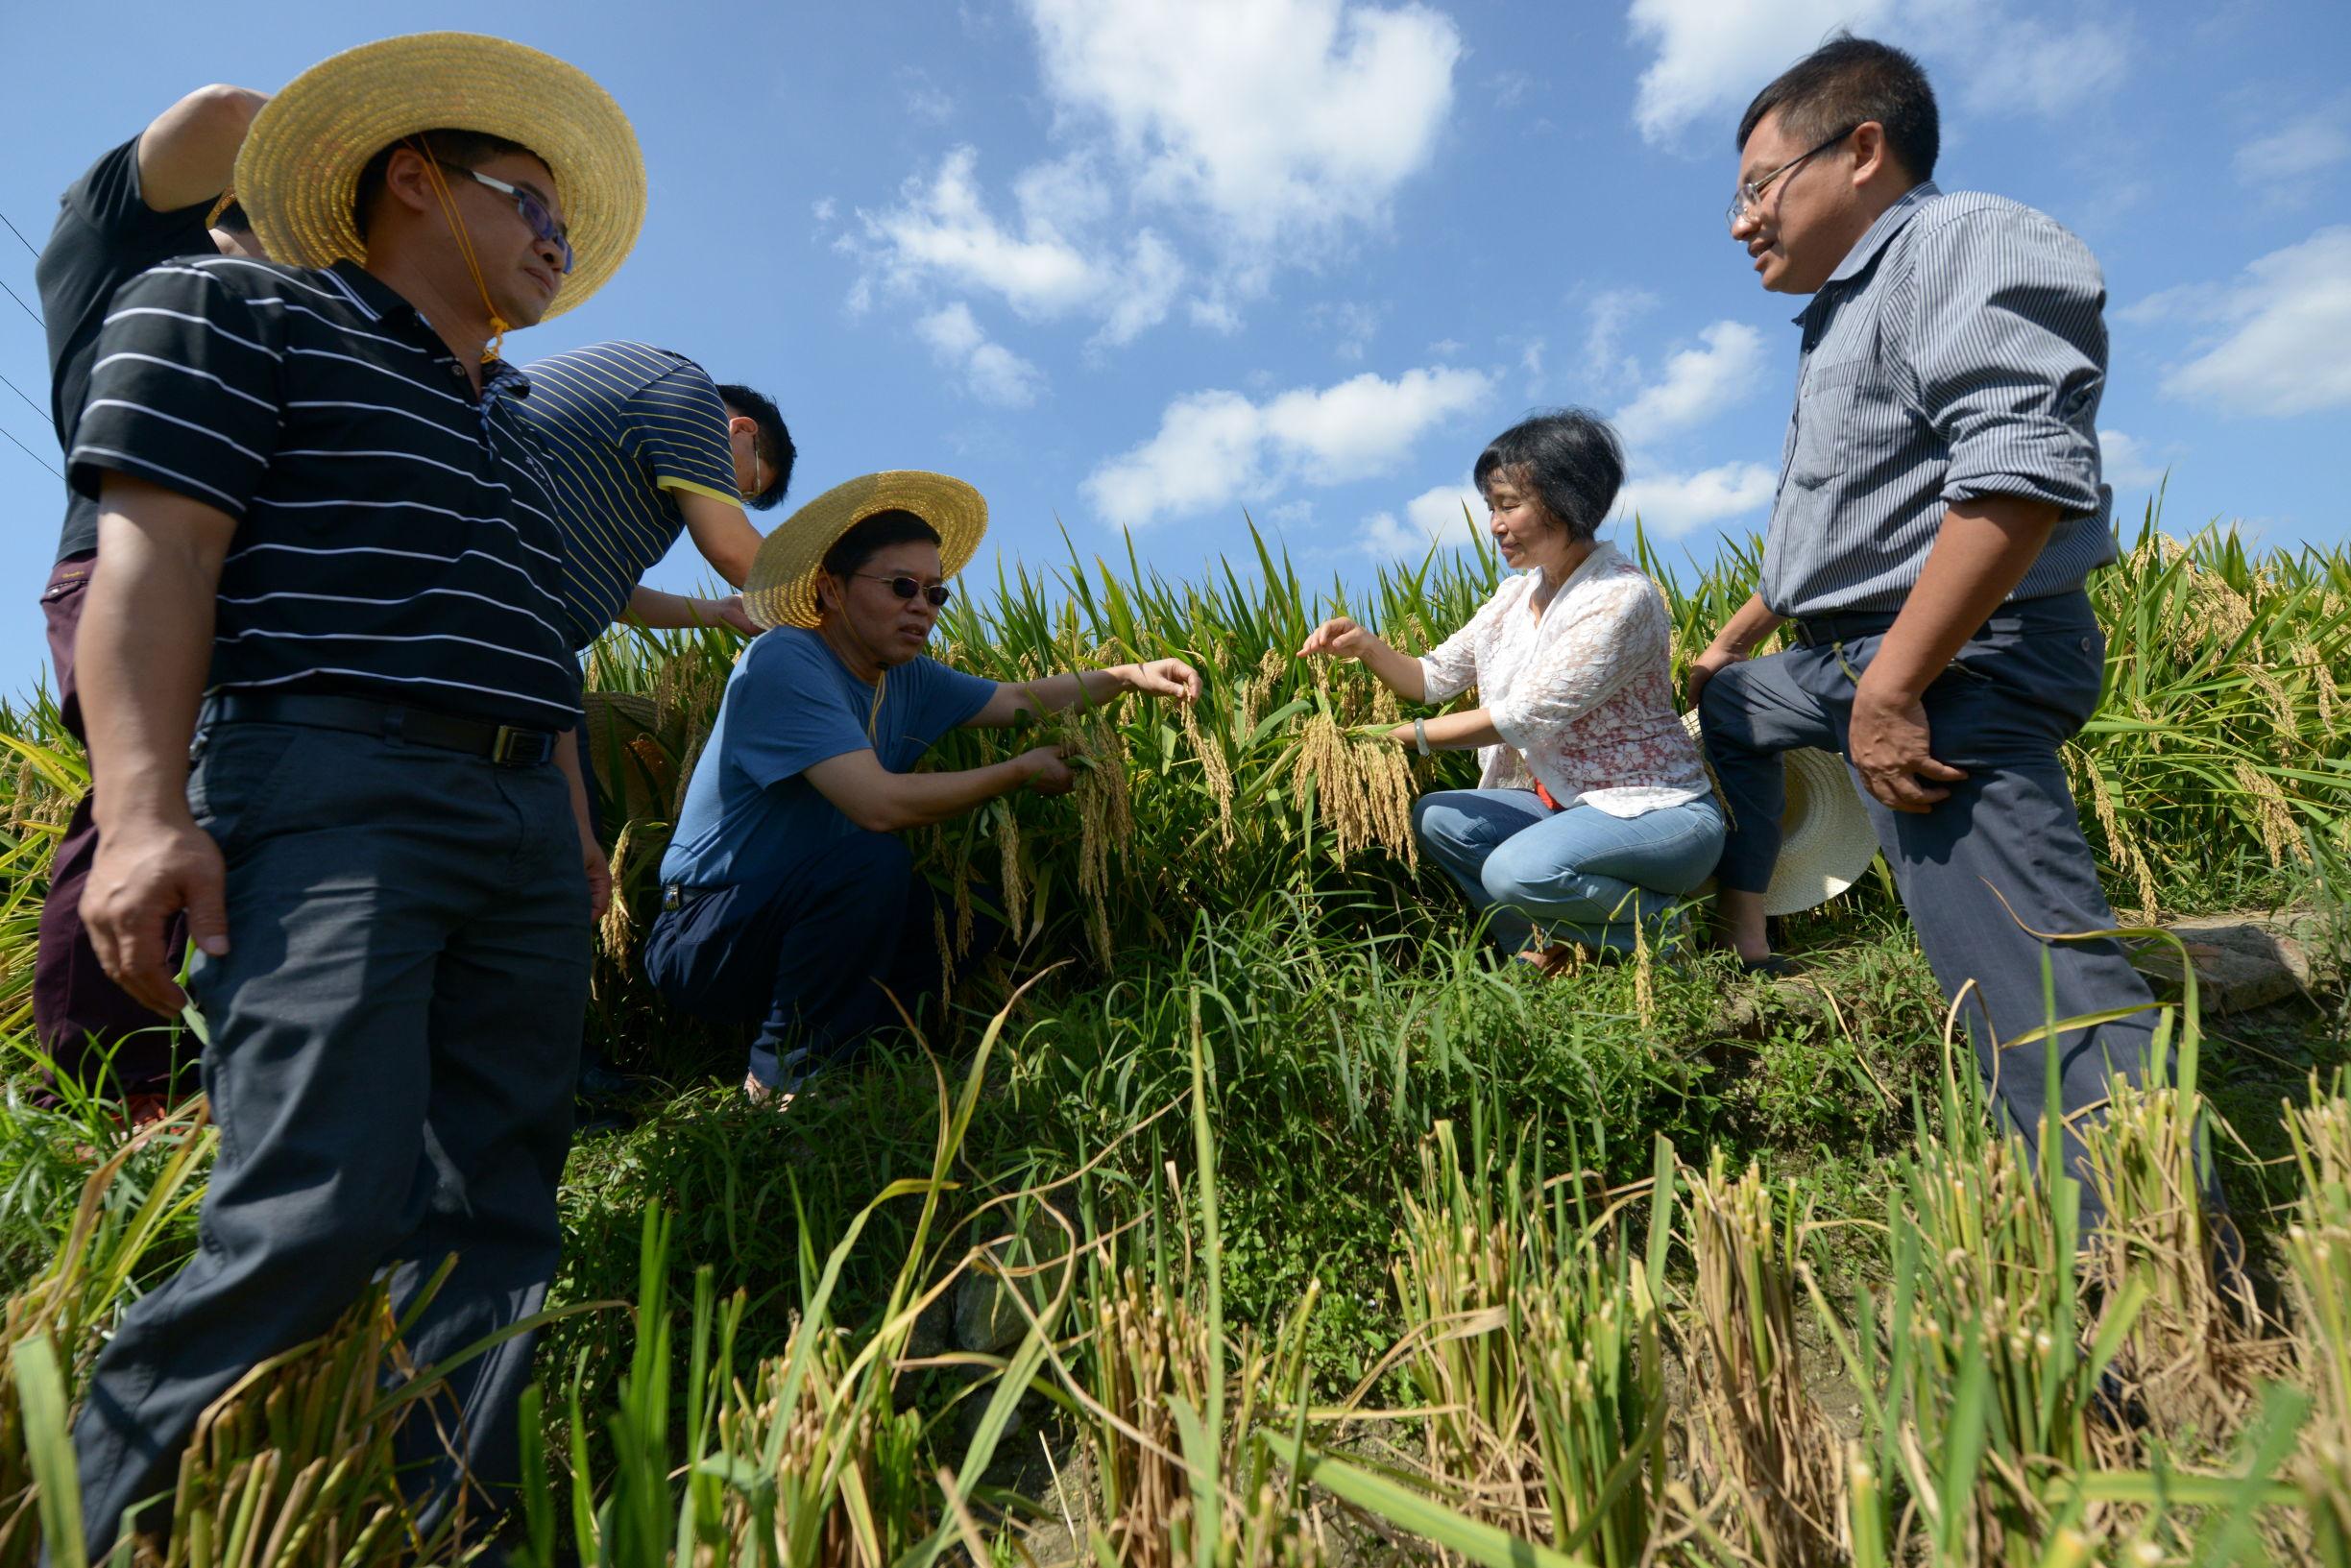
1786,357,1877,491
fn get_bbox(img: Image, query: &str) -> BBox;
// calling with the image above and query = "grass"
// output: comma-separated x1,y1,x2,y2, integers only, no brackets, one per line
0,514,2347,1563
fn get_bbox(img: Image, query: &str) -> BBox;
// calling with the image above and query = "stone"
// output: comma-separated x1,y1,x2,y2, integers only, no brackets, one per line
2127,914,2324,1014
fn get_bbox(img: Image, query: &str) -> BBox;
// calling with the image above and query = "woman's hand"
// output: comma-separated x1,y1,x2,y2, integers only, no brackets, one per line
1125,658,1202,702
1299,616,1382,661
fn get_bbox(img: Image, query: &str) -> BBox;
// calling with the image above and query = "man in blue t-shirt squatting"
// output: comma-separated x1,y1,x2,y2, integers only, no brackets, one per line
645,472,1200,1106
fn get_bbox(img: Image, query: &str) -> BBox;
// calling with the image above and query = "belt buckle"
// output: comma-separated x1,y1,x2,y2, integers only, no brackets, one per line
661,883,683,912
490,725,549,767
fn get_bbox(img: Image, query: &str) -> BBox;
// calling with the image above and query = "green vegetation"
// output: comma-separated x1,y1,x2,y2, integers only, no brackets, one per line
1,514,2348,1563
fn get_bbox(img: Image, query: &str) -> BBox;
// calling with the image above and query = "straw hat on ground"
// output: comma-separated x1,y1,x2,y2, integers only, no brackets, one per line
1681,711,1878,916
233,33,644,319
742,472,989,631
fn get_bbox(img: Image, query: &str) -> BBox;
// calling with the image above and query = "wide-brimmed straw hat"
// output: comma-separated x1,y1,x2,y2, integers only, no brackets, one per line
742,471,989,631
1681,711,1878,916
233,33,644,320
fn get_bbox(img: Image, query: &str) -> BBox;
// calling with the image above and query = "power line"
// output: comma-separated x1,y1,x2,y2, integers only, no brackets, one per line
0,369,45,422
0,422,61,481
0,209,36,259
0,275,39,328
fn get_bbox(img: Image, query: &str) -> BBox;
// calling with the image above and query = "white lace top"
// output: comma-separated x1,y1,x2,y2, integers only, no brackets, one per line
1418,543,1711,817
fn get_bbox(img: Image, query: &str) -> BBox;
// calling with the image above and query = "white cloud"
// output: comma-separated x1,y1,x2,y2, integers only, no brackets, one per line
2097,429,2169,491
2139,227,2351,418
1083,365,1493,529
812,197,837,224
1612,461,1779,537
897,66,957,125
1612,321,1766,445
853,0,1460,345
1357,482,1482,560
2234,108,2351,188
1580,287,1660,391
1312,300,1386,362
1026,0,1462,260
915,302,1048,408
1628,0,1889,146
1625,0,2128,146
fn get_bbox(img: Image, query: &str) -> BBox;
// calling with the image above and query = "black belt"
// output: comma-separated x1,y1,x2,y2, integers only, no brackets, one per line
1787,611,1903,648
206,691,559,767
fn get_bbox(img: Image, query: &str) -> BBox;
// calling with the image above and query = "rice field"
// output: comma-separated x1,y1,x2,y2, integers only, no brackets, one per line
1,512,2349,1565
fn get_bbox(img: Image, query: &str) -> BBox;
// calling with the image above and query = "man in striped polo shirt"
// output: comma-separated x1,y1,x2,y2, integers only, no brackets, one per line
1690,36,2159,1225
519,339,794,649
62,36,642,1554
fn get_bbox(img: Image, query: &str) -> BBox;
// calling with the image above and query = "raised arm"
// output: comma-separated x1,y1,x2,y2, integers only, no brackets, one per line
1297,617,1428,702
802,744,1072,833
79,475,237,1013
136,84,268,212
676,489,762,589
961,658,1201,728
623,583,759,636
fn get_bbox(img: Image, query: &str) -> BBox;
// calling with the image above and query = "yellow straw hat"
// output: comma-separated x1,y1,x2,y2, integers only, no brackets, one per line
742,471,989,631
233,33,644,321
1681,711,1879,916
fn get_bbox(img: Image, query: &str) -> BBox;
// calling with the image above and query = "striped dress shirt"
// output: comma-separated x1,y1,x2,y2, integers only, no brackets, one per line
513,341,741,650
66,256,582,729
1760,181,2117,618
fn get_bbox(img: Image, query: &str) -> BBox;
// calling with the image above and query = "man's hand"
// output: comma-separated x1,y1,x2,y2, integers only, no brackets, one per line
82,811,230,1016
1125,658,1201,702
710,594,761,637
1021,745,1076,797
1299,616,1378,661
1848,676,1967,813
1686,645,1744,712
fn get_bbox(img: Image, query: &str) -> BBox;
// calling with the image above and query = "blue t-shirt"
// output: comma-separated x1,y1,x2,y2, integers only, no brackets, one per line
661,627,997,888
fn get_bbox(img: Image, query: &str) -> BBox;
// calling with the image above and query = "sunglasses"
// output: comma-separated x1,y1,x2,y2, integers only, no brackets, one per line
855,572,952,608
459,168,575,275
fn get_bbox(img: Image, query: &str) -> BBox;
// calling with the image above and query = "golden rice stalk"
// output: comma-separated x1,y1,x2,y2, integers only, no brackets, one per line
1633,916,1655,1027
995,805,1028,946
1350,736,1418,866
2075,745,2160,919
2231,760,2300,868
598,822,640,962
1178,701,1237,847
2297,640,2341,735
1291,712,1372,864
670,721,712,821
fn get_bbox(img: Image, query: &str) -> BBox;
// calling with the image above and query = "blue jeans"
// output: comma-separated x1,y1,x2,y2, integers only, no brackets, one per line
1412,790,1726,954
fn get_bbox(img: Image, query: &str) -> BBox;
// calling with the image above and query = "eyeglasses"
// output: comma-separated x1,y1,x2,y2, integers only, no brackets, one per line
856,572,952,608
1726,126,1856,229
459,169,575,275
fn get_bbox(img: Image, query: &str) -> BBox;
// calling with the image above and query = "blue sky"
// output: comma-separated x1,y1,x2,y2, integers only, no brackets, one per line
2,0,2347,701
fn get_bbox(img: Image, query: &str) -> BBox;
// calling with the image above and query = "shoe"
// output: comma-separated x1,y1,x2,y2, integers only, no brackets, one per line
578,1061,636,1103
1738,953,1799,978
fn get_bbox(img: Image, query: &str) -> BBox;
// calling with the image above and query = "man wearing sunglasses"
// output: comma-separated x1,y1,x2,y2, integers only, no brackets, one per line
644,475,1200,1107
1686,36,2159,1231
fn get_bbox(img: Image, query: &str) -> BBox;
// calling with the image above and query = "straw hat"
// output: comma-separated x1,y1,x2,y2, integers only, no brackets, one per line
233,33,644,321
1680,711,1878,916
742,471,989,631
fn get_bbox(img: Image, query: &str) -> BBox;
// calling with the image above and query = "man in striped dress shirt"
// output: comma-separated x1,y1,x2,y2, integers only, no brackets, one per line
1690,36,2162,1227
518,340,793,650
61,37,641,1551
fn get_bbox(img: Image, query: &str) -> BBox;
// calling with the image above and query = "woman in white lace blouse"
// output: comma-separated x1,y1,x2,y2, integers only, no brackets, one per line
1300,410,1724,963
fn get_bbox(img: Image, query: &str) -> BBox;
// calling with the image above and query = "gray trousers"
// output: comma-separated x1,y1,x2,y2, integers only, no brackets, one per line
1699,591,2158,1224
70,722,591,1556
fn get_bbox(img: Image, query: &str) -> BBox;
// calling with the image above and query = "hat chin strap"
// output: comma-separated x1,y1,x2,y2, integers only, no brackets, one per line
409,138,512,364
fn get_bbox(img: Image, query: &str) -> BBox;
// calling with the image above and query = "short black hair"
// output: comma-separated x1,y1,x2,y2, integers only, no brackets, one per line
1472,409,1625,546
821,509,943,588
716,382,795,512
213,199,252,235
352,129,541,239
1736,35,1938,182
